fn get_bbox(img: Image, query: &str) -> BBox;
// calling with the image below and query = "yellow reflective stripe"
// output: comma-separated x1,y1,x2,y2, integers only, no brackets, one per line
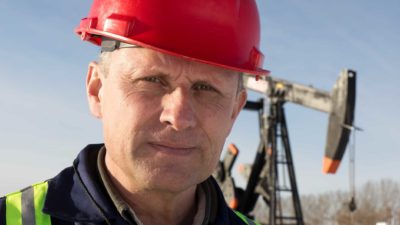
234,210,247,224
234,210,261,225
5,182,51,225
33,181,51,225
5,191,23,225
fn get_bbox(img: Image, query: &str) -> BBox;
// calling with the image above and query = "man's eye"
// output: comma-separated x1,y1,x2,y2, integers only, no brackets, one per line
193,83,216,92
143,77,162,83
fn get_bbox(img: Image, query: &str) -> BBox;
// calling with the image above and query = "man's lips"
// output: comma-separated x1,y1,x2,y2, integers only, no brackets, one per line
148,142,196,156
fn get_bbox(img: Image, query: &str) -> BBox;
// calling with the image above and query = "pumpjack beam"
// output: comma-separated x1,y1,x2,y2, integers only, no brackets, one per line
243,70,357,174
243,76,331,113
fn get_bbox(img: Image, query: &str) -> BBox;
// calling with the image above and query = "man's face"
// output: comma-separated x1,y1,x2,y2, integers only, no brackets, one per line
87,48,247,193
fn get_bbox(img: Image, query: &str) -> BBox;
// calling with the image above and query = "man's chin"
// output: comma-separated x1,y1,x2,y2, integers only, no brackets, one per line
144,171,203,193
146,181,196,194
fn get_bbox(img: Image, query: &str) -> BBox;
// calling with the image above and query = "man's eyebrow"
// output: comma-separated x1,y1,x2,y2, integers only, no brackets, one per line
192,73,231,86
142,72,170,81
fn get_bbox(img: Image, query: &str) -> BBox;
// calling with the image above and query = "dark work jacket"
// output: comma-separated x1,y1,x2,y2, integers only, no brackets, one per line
0,144,255,225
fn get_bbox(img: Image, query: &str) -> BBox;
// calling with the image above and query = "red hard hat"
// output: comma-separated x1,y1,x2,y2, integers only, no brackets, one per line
75,0,269,76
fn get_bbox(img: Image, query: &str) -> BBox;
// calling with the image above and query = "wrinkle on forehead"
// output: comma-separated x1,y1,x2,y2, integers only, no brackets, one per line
109,47,240,88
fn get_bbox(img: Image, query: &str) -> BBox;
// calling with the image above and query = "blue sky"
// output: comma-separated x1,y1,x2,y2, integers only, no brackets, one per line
0,0,399,196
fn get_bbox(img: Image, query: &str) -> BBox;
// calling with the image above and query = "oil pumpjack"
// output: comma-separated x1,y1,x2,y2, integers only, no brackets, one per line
213,69,357,225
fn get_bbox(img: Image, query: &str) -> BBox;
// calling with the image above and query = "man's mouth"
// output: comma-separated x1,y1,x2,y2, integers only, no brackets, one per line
148,142,196,156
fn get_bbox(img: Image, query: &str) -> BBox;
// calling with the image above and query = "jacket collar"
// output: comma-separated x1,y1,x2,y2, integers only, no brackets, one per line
43,144,119,223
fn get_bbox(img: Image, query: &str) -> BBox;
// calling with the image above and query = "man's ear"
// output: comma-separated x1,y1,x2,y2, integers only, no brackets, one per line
231,89,247,120
86,62,103,119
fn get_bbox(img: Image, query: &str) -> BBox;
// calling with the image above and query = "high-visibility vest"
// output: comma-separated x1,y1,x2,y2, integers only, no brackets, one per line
3,180,259,225
4,181,51,225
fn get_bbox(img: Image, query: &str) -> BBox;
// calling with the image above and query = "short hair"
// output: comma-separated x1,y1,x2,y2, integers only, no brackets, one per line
237,73,244,92
98,51,112,78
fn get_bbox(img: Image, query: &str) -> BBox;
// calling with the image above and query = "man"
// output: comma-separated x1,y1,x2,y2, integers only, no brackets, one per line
0,0,269,224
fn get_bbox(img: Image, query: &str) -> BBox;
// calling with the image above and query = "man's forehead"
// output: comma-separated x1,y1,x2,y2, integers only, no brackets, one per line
111,47,240,80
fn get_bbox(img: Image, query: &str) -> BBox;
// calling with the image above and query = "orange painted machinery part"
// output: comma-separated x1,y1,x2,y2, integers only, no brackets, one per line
322,157,341,174
228,144,239,156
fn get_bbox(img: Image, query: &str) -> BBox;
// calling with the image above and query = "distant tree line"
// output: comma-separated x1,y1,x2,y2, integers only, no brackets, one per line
252,179,400,225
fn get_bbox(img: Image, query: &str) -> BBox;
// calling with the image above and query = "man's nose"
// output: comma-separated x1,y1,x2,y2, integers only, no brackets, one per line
160,88,197,130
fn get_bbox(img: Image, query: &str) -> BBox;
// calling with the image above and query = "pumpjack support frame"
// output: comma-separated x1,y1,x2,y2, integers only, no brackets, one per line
214,70,357,225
